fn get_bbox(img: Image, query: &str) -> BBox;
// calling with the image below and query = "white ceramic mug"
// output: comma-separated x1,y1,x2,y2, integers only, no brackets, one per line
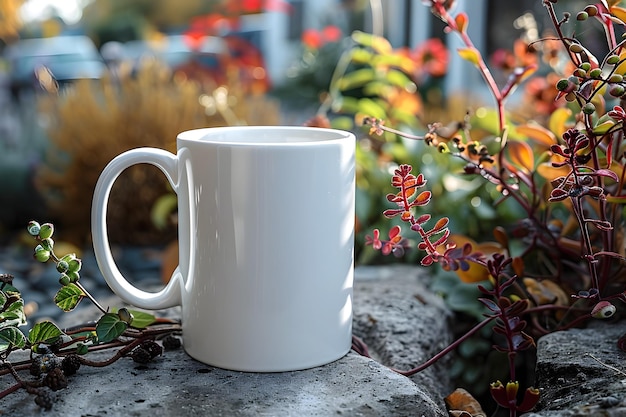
91,126,355,372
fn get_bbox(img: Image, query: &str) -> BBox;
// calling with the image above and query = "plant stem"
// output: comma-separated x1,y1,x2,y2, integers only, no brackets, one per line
390,316,494,376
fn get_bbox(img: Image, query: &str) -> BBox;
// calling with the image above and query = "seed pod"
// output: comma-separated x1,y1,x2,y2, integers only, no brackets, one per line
56,260,69,274
556,78,570,91
117,307,134,324
27,221,41,236
569,43,584,53
582,102,596,114
591,301,616,319
607,55,620,65
585,5,598,16
58,274,71,286
610,85,625,97
589,68,602,78
608,74,623,83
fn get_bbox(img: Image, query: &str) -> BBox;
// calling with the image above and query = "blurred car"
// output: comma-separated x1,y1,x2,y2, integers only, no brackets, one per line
4,35,106,98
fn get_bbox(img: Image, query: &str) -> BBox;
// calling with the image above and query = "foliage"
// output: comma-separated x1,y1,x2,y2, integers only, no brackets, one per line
36,59,279,245
0,221,181,411
332,0,626,416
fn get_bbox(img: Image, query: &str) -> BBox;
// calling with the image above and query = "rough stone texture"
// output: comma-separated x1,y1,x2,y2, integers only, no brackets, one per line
353,266,454,411
2,349,436,417
0,266,452,416
521,321,626,417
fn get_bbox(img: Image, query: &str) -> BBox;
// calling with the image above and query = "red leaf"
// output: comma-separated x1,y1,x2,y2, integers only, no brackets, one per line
412,191,432,206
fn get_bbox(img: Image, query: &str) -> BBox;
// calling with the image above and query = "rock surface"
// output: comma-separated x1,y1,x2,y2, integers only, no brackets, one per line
0,266,453,416
522,321,626,417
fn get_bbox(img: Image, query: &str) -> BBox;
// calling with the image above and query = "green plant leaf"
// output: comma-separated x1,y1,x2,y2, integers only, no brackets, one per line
112,308,156,329
29,321,65,345
96,313,128,343
0,297,26,328
351,31,392,54
0,326,27,351
384,69,414,89
337,68,376,91
349,48,374,64
54,283,85,312
356,98,387,119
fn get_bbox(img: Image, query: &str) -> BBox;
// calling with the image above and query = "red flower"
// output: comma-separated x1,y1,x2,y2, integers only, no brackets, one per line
322,25,342,43
301,29,323,49
400,38,448,79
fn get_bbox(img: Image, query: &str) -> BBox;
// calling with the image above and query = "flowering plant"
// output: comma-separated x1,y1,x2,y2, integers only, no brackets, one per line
320,0,626,415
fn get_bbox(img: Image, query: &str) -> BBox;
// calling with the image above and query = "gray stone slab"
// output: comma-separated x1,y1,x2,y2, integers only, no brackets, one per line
2,349,438,417
522,321,626,417
0,266,452,416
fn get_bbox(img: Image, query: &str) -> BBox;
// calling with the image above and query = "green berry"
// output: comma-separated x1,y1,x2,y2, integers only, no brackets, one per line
34,245,51,262
610,85,625,97
556,78,569,91
27,221,41,236
68,258,82,273
589,68,602,78
56,260,69,274
67,271,80,283
608,74,623,83
39,223,54,239
569,43,584,53
607,55,621,65
574,68,586,78
59,274,71,286
576,11,588,20
582,102,596,114
580,62,592,71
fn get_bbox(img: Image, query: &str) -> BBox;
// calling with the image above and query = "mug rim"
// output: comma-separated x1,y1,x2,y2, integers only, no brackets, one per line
177,126,355,146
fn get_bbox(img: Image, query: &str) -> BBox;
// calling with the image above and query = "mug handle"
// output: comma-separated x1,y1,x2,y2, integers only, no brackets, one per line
91,148,182,310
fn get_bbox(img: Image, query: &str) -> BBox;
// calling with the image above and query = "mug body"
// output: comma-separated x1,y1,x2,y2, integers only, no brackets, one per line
176,126,355,372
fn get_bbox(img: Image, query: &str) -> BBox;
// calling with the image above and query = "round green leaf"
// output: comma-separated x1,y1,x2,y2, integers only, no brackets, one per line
96,313,128,343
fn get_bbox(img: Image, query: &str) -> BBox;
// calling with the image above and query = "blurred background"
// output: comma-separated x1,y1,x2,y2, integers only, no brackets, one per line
0,0,570,263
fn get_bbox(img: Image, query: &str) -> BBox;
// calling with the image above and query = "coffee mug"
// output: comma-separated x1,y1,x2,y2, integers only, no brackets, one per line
91,126,355,372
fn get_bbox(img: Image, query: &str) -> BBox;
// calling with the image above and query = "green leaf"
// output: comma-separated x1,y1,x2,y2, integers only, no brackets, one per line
96,313,128,343
337,68,376,91
349,48,374,64
0,326,27,351
112,308,156,329
0,297,26,328
29,321,64,345
593,114,617,135
351,31,392,54
0,291,7,307
356,98,387,119
54,283,85,312
384,69,415,89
